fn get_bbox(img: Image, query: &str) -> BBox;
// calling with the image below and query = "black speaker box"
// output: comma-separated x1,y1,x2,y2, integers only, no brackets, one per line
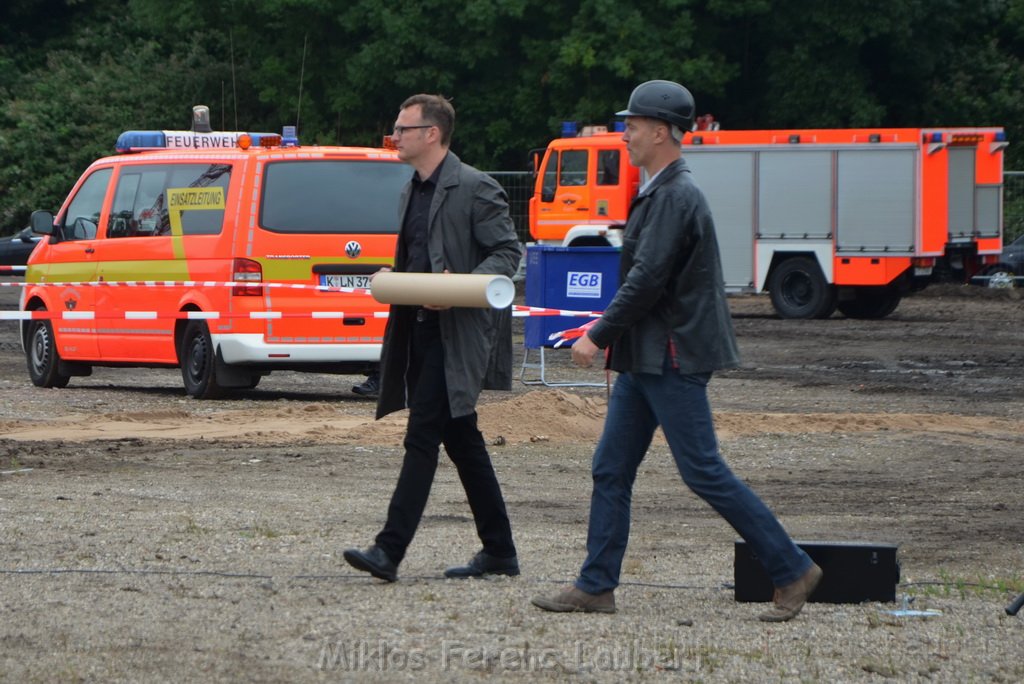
734,540,900,604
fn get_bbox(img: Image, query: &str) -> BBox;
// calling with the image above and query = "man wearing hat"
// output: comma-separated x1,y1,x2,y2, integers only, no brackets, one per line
531,80,822,621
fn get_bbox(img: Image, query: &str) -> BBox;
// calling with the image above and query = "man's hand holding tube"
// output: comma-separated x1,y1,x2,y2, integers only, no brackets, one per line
422,269,453,311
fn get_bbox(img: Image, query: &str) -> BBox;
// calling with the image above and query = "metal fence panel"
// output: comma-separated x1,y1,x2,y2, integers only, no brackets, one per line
486,171,533,243
1004,171,1024,243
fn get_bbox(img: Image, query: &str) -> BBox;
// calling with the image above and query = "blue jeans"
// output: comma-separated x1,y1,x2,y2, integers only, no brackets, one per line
576,364,811,594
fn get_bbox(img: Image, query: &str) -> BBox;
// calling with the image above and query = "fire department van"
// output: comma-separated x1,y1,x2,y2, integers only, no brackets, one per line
530,124,1007,318
22,107,409,398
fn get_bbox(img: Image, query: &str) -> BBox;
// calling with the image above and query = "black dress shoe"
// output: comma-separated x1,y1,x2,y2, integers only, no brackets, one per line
444,550,520,579
352,372,380,398
343,545,397,582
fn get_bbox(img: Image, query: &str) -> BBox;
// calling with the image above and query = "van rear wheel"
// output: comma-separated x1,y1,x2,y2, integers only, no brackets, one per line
26,317,71,388
181,321,225,399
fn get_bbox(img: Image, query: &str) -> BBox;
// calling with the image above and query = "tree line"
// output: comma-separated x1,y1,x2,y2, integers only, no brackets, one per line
2,0,1022,231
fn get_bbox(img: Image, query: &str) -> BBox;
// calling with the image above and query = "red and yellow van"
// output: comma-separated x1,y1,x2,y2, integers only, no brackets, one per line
22,110,409,397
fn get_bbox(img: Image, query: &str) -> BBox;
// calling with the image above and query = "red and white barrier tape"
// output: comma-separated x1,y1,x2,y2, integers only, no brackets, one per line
0,306,602,321
512,306,602,318
548,318,598,347
0,278,369,294
0,310,387,321
0,278,604,320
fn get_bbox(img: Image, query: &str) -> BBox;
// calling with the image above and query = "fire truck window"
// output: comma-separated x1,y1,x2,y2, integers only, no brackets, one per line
62,167,112,241
541,152,558,202
559,150,588,186
597,150,619,186
260,160,410,234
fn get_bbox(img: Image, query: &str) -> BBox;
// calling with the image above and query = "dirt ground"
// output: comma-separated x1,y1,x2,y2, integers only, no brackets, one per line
1,277,1022,682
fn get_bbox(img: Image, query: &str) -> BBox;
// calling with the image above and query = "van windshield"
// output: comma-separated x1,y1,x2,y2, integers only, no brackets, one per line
261,159,410,234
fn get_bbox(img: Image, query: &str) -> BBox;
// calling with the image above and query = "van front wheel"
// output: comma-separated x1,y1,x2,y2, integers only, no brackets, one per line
181,321,225,399
26,317,71,388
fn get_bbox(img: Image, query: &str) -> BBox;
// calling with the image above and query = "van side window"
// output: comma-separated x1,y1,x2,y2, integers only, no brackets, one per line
597,150,619,186
107,163,231,238
109,172,142,237
559,150,588,187
169,164,231,235
62,167,112,241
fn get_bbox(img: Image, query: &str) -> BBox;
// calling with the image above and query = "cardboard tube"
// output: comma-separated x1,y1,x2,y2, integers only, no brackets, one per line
370,272,515,309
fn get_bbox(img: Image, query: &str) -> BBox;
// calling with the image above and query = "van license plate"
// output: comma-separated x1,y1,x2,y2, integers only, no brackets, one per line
320,275,371,289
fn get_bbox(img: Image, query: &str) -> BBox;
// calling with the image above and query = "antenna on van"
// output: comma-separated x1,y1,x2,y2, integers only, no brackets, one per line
230,29,239,130
296,33,308,132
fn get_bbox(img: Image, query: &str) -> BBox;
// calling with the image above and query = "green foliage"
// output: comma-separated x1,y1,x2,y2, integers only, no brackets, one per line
1,0,1023,230
0,3,228,228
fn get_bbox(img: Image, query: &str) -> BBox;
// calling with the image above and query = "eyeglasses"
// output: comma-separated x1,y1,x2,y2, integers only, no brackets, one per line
392,124,434,137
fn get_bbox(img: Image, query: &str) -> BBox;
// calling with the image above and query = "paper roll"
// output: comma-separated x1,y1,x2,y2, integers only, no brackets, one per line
370,271,515,309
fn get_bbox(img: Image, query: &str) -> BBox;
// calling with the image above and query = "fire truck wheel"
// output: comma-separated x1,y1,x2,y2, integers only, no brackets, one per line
767,257,837,319
837,287,902,319
25,317,71,389
181,321,226,399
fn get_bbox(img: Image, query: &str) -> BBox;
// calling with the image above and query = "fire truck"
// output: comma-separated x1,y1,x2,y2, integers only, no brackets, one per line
529,123,1008,318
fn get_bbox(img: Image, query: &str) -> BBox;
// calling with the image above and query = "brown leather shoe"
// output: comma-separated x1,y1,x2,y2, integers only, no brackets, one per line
531,586,616,614
758,562,823,622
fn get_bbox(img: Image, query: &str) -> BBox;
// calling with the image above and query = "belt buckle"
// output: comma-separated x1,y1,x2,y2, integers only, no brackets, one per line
416,308,427,323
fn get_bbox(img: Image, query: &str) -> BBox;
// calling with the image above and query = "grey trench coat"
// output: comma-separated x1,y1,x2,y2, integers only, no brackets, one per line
376,152,522,420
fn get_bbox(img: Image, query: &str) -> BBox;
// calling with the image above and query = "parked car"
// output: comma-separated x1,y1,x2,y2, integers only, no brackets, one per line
978,233,1024,288
0,227,41,266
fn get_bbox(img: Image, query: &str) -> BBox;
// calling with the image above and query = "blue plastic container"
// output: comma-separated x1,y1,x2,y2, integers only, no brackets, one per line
524,245,621,348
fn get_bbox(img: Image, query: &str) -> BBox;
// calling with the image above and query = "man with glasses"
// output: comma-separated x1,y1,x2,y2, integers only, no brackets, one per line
343,94,522,582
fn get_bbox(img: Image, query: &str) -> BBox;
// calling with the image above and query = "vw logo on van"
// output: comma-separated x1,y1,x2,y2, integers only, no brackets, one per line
345,241,362,259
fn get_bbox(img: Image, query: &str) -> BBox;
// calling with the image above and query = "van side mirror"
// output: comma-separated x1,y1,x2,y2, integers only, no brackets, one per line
30,210,55,236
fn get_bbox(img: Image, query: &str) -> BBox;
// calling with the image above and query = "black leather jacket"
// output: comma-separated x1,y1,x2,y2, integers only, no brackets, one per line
588,158,740,375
